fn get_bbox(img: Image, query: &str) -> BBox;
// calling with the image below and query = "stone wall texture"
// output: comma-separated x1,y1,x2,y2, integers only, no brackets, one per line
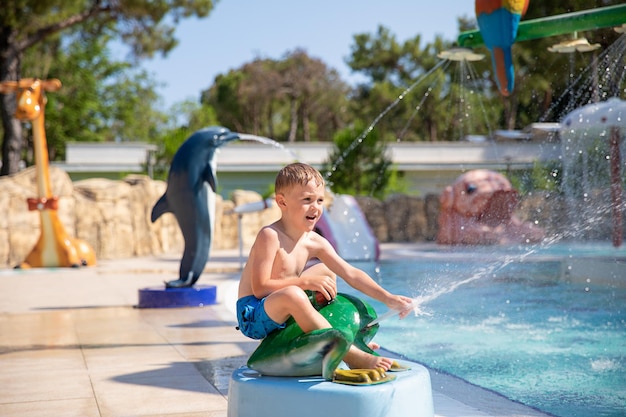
1,167,599,269
1,167,282,268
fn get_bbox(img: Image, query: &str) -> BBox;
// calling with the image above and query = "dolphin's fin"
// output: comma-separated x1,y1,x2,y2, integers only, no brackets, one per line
151,194,171,222
203,165,217,192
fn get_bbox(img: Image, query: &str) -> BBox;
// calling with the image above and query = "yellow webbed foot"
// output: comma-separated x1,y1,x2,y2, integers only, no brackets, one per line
332,367,396,385
389,360,411,372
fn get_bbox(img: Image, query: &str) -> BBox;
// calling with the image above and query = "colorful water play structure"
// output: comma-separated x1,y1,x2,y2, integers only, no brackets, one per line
246,292,392,381
437,169,544,245
229,292,434,417
139,127,241,308
457,3,626,96
0,78,96,268
560,98,626,248
473,0,529,96
459,3,626,49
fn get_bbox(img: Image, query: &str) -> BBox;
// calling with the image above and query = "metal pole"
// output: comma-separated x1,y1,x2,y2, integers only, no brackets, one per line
610,127,623,247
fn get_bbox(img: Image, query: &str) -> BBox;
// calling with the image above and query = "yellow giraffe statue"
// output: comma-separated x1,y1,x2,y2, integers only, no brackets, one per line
0,78,96,268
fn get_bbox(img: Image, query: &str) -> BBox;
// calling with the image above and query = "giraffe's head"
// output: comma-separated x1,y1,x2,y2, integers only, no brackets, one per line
0,78,62,121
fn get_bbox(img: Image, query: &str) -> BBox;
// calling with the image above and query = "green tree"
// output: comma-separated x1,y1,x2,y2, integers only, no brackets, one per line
203,58,286,138
279,49,349,142
21,30,167,162
322,122,395,199
1,0,217,175
459,0,625,129
202,50,349,142
151,100,219,180
511,0,624,127
346,25,500,142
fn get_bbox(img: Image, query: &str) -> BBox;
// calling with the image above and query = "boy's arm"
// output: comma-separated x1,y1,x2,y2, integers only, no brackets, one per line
246,227,280,299
313,235,413,314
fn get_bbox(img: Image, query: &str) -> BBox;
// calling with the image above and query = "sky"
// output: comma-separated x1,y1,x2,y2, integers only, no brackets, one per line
136,0,477,109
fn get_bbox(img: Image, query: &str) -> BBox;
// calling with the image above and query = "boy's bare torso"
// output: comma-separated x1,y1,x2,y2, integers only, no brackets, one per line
238,221,317,298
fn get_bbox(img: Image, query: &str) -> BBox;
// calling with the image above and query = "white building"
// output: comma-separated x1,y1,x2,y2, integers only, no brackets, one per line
55,124,561,197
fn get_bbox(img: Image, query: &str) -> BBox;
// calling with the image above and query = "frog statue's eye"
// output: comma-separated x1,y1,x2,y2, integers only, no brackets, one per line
466,183,477,194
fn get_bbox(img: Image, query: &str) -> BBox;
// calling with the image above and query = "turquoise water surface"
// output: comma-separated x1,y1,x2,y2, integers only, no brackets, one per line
343,243,626,417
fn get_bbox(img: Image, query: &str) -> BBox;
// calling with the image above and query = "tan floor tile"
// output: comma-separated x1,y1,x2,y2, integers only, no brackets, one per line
0,398,100,417
0,311,79,347
82,345,186,373
0,368,93,404
92,363,226,417
156,326,242,347
0,349,86,373
136,413,226,417
174,342,250,361
76,325,167,346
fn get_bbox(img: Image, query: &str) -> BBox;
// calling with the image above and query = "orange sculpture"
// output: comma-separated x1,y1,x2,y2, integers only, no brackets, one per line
437,169,544,245
0,78,96,268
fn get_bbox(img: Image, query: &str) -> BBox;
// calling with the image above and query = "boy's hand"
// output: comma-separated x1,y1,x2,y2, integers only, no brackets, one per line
387,295,414,319
305,275,337,301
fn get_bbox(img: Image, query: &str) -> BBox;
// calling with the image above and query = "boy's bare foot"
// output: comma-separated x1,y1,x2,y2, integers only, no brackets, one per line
343,346,394,370
367,342,380,350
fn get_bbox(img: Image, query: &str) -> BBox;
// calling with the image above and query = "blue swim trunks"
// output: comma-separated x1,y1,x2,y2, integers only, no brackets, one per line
236,295,286,340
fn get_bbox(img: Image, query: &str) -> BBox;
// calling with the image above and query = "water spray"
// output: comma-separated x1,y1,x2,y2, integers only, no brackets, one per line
366,248,548,328
237,133,300,161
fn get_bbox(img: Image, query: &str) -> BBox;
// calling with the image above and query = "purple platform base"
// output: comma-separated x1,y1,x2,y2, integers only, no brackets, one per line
137,285,217,308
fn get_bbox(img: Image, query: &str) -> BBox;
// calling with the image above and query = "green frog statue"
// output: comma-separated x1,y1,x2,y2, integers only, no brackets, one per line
246,291,407,385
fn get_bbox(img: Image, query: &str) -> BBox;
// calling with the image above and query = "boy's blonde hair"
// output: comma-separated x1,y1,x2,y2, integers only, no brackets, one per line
275,163,325,194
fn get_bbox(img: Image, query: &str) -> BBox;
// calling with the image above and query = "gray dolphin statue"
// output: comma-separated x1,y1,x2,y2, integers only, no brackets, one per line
151,126,240,288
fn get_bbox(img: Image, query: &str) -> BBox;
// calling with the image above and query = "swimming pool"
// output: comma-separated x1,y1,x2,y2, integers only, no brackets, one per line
342,243,626,417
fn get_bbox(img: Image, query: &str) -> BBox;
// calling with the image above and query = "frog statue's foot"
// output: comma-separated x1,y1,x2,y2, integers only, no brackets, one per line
246,293,404,385
333,367,394,385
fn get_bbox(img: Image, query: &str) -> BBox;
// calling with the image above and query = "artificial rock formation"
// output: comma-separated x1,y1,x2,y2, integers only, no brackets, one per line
2,166,565,268
0,166,282,268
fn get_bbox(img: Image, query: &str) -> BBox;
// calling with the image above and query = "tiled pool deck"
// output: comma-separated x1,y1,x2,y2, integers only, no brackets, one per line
0,244,551,417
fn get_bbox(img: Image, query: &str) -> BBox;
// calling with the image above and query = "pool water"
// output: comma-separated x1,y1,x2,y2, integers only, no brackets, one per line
342,243,626,417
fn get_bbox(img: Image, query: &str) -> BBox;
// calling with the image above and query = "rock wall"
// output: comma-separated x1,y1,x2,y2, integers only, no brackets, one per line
1,167,281,268
1,167,580,269
356,191,563,244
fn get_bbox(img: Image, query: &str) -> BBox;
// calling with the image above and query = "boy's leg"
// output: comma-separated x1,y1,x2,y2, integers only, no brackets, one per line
343,346,395,370
263,286,332,334
302,262,395,371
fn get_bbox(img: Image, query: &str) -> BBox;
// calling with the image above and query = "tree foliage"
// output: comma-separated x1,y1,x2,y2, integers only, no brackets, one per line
346,26,500,142
0,0,217,175
151,101,219,180
202,49,350,142
322,122,395,199
458,0,625,129
21,30,167,162
2,0,625,204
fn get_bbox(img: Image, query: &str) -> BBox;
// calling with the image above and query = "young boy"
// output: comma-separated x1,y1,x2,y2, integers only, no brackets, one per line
236,162,413,371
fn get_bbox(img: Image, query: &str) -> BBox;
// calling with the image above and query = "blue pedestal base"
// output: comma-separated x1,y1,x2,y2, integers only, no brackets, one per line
227,362,434,417
137,285,217,308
